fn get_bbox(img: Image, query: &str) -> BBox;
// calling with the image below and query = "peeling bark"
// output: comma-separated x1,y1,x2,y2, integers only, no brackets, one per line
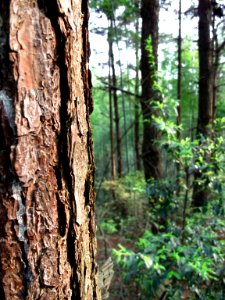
0,1,100,299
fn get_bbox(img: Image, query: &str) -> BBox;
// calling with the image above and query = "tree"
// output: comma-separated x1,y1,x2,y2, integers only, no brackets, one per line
211,0,225,121
160,38,198,138
177,0,182,141
0,1,101,299
108,20,123,177
108,58,117,179
197,0,213,137
176,0,182,195
134,0,142,171
90,0,124,178
140,0,163,181
192,0,213,207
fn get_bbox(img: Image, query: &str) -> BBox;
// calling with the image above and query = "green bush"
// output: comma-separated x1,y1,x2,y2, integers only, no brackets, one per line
113,212,225,299
112,111,225,299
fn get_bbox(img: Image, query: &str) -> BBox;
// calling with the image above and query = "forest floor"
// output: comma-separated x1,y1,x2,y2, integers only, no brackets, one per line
95,175,225,300
95,178,152,300
97,233,138,300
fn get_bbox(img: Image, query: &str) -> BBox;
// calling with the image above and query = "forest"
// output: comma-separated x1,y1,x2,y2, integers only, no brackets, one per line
90,0,225,299
0,0,224,299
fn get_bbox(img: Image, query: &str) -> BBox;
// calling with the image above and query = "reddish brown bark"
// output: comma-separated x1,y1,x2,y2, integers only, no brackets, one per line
0,1,101,299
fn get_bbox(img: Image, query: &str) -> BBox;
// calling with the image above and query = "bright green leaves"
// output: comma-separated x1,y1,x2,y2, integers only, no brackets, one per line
139,253,153,269
113,213,225,298
100,219,118,234
90,0,138,20
160,38,199,135
145,36,162,98
90,0,120,18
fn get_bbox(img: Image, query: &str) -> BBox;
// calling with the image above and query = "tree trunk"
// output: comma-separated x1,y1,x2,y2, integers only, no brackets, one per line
211,4,225,122
192,0,213,207
108,20,122,177
176,0,182,196
177,0,182,141
134,8,141,171
0,1,101,299
108,54,116,179
197,0,213,137
140,0,163,181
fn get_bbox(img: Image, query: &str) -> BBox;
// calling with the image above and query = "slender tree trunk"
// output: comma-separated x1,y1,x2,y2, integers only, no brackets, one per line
212,12,217,121
108,56,116,179
0,1,101,299
193,0,213,207
108,20,122,177
211,2,225,122
112,17,129,175
134,7,141,171
211,10,225,122
176,0,182,195
140,0,163,181
177,0,182,141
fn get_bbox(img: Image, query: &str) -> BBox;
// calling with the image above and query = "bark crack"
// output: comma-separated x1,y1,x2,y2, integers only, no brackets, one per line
37,1,79,298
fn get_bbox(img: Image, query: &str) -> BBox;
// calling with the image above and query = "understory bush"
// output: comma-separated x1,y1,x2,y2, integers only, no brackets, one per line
113,210,225,299
111,113,225,299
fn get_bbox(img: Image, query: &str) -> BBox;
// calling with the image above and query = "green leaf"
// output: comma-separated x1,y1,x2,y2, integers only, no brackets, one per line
167,270,182,280
140,253,153,269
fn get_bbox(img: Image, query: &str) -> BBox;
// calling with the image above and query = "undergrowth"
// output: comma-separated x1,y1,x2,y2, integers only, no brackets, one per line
96,115,225,300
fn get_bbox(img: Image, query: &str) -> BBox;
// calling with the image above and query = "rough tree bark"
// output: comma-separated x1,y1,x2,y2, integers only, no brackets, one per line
140,0,163,181
0,1,101,299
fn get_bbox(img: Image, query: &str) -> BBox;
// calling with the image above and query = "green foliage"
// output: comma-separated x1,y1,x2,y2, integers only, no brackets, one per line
113,212,225,299
111,100,225,298
90,85,110,178
98,171,147,222
100,219,118,234
90,0,138,22
90,3,225,298
160,38,198,136
93,83,225,297
90,0,121,18
145,36,163,98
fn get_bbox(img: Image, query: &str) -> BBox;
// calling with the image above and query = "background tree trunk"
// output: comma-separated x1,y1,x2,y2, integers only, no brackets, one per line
0,1,101,299
140,0,163,181
134,7,141,171
177,0,182,141
108,19,123,177
197,0,213,137
192,0,213,207
108,59,116,180
176,0,182,196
